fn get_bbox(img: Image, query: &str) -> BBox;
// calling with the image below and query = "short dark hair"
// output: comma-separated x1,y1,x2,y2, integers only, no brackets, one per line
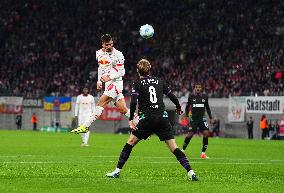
194,82,202,87
137,59,151,76
101,34,112,43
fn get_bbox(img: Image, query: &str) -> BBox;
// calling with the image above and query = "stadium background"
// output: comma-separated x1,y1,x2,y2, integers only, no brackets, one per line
0,0,283,138
1,1,284,193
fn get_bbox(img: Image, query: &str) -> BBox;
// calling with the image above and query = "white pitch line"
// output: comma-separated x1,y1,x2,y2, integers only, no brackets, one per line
1,155,284,162
0,160,283,165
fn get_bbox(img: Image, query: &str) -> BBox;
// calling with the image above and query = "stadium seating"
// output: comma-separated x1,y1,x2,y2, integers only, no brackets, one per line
0,0,283,97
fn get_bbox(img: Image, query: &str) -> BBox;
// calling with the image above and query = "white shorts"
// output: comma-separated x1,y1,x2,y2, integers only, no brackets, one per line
103,80,124,102
78,114,91,126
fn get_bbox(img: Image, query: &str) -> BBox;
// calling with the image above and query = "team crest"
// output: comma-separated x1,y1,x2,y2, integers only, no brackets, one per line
98,58,110,65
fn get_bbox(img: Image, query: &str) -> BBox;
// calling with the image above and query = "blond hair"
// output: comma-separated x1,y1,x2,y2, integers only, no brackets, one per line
137,59,151,76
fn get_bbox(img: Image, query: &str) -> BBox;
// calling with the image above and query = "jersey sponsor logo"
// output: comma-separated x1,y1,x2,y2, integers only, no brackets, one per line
193,104,205,107
98,58,110,65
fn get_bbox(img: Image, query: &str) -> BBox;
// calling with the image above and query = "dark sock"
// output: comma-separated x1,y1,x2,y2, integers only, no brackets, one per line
173,148,192,172
182,136,192,150
202,137,208,152
117,143,133,169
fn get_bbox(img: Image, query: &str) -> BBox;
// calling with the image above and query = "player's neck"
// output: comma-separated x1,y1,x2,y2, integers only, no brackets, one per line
102,47,115,53
194,92,201,96
83,94,88,97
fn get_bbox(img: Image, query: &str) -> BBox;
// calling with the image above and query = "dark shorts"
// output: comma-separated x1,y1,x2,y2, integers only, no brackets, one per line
189,119,209,132
132,117,174,141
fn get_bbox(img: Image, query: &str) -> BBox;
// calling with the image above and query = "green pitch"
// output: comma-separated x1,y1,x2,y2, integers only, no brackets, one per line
0,130,283,193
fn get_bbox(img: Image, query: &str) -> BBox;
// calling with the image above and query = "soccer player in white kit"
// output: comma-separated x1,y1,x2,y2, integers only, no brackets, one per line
71,34,138,134
74,87,95,146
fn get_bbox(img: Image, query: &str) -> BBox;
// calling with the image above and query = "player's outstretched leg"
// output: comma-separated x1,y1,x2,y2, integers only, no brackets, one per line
71,95,113,134
106,134,139,178
200,130,210,159
166,139,198,181
71,106,104,133
182,132,194,152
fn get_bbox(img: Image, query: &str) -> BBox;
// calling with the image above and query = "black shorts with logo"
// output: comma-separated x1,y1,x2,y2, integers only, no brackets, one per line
189,119,209,132
132,116,174,141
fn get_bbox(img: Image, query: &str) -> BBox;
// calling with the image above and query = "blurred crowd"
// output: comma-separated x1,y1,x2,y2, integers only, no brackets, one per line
0,0,283,98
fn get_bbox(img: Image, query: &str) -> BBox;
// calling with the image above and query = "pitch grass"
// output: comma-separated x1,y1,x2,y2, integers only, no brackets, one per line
0,130,283,193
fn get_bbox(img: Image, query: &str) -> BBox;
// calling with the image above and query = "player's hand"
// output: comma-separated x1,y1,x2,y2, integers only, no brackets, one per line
209,118,214,124
97,81,102,90
100,75,111,82
128,120,138,131
175,107,183,115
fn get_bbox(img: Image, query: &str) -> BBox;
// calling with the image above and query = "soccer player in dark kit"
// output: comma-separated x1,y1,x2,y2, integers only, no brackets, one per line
106,59,198,181
182,82,213,159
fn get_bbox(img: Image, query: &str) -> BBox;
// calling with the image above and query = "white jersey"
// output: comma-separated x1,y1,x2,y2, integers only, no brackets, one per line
96,48,125,84
75,94,95,125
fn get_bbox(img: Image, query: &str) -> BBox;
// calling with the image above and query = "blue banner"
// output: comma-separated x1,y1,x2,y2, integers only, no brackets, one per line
44,97,71,111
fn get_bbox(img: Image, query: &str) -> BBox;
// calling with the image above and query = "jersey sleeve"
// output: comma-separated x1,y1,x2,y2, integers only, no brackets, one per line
108,52,125,80
96,51,103,83
162,80,171,95
129,81,139,120
163,80,181,108
131,81,140,96
75,96,80,117
185,95,192,116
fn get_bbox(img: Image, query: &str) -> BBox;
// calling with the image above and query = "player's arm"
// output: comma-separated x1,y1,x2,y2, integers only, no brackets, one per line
205,96,213,122
184,96,192,117
107,52,125,80
96,51,104,89
129,82,139,130
74,96,80,121
91,96,96,113
129,82,139,121
163,81,182,115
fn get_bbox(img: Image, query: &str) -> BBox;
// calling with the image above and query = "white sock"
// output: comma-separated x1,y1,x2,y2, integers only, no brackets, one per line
84,131,90,144
114,168,121,173
84,106,104,127
201,152,206,155
80,133,85,143
188,170,195,176
125,109,130,117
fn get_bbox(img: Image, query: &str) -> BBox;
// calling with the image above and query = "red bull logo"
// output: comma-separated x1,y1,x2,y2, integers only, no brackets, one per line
98,58,110,65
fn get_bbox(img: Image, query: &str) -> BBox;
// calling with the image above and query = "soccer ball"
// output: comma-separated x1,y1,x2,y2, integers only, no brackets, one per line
139,24,154,39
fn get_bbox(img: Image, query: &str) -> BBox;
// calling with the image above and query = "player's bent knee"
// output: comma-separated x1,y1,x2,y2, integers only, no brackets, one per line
187,132,194,137
127,135,139,146
120,108,128,114
97,95,113,107
203,131,210,137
